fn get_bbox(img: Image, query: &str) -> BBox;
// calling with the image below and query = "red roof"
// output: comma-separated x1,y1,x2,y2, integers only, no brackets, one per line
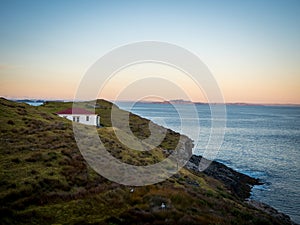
56,108,95,115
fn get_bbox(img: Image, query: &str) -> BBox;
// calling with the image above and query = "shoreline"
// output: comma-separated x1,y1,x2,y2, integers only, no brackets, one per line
186,155,261,199
185,155,298,225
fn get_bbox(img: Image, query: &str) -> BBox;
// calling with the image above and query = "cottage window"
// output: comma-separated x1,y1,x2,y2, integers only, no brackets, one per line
73,116,76,122
76,117,80,122
86,116,89,121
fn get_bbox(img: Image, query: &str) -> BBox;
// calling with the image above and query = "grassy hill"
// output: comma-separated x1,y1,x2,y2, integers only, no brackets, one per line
0,98,293,224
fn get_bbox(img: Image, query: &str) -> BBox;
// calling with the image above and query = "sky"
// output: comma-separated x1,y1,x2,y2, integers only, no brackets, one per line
0,0,299,104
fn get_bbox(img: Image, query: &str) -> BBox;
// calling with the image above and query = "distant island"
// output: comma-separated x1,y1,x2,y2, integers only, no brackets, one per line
116,99,300,107
159,99,194,104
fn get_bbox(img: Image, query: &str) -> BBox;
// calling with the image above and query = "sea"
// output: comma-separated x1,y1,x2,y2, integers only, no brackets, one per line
116,102,300,224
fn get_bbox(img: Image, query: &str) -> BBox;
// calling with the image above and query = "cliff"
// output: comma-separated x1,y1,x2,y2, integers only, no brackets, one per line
0,98,295,224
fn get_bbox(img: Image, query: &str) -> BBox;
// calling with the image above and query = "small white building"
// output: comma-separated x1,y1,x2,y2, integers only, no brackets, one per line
56,108,100,127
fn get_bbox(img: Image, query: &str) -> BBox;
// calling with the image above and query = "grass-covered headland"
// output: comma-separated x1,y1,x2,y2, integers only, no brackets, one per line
0,98,295,225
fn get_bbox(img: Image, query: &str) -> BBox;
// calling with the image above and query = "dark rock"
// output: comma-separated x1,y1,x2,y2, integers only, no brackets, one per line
186,155,261,199
247,200,298,225
185,155,298,225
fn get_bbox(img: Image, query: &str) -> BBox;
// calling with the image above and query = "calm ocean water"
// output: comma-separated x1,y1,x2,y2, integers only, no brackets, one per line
116,102,300,223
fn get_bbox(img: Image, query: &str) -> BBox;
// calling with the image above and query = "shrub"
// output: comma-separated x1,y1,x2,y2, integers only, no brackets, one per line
7,120,14,125
11,158,21,163
25,153,42,162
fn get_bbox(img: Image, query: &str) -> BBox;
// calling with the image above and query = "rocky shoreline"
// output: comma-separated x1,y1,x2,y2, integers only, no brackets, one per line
186,155,261,199
246,200,298,225
186,155,298,225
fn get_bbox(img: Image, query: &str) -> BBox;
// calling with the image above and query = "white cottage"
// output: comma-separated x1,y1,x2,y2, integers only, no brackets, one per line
56,108,100,127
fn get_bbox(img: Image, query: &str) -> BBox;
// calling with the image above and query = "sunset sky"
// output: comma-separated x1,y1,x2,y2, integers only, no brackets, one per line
1,0,299,104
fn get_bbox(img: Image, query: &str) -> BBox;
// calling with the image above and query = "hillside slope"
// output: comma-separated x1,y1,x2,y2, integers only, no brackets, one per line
0,98,294,225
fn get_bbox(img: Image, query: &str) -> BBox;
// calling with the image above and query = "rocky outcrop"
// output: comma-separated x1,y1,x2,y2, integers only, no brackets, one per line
186,155,261,199
247,200,297,225
186,155,297,225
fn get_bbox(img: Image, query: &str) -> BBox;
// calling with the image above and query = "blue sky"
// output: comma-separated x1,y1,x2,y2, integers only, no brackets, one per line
1,0,299,103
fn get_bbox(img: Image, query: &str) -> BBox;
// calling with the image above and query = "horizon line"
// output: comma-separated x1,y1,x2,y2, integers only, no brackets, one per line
3,96,300,106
